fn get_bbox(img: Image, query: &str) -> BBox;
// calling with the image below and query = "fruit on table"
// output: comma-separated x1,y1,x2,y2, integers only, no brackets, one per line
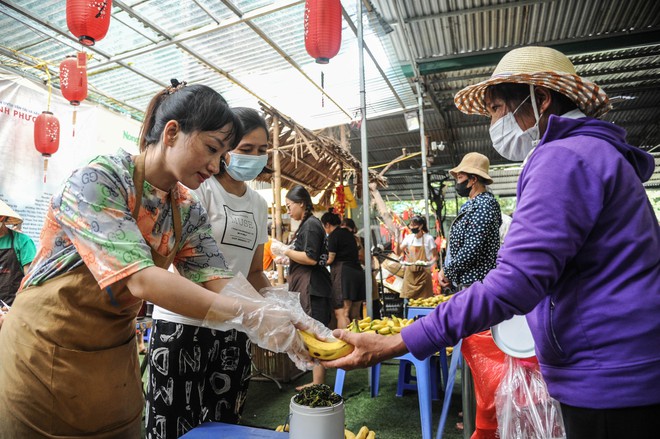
408,294,453,308
275,424,289,432
344,429,356,439
347,316,413,336
298,330,354,360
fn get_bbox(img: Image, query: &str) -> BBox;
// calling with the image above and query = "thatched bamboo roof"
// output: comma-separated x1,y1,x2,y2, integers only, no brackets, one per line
257,102,387,206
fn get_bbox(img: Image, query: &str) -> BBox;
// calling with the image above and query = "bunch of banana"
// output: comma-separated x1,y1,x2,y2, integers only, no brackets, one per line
347,316,413,336
274,423,289,432
298,330,354,360
347,425,376,439
408,294,452,308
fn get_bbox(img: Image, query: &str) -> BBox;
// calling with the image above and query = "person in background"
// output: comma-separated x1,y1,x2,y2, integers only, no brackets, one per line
263,222,274,271
0,82,321,437
439,152,501,291
439,152,502,439
0,199,36,307
321,209,365,330
146,107,272,436
271,185,333,390
323,46,660,439
341,218,365,265
396,215,438,300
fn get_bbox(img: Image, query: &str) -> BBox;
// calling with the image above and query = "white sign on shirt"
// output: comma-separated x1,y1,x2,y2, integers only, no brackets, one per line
221,205,258,250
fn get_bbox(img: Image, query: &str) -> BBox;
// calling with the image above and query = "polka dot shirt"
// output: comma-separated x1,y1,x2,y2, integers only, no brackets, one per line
444,192,502,286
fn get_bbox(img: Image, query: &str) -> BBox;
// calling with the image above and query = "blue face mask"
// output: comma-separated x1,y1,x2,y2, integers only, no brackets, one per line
224,152,268,181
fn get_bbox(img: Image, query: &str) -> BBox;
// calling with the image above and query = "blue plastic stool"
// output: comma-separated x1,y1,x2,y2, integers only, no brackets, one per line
396,352,448,401
436,340,463,439
333,364,381,398
334,355,434,439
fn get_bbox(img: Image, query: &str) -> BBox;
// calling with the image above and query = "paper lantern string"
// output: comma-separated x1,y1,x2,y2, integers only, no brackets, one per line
321,71,325,108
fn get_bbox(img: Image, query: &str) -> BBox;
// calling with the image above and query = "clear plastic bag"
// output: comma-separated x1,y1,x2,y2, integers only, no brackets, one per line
202,274,332,371
495,355,566,439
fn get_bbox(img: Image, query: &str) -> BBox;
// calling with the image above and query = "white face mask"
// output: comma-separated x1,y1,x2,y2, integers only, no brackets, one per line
489,86,543,161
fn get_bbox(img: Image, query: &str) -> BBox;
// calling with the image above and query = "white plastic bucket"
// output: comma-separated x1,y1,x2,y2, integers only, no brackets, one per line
289,396,345,439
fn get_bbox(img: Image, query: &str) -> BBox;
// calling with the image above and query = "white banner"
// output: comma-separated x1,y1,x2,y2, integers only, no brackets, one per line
0,72,141,244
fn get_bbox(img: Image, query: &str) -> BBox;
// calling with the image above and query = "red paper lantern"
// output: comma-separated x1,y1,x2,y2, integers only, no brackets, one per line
304,0,342,64
66,0,113,46
34,111,60,156
60,54,88,106
34,111,60,183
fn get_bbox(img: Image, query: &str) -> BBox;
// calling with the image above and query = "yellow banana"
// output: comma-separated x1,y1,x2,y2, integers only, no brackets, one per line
345,429,356,439
355,426,369,439
298,330,354,360
377,327,391,335
275,425,283,432
366,431,375,439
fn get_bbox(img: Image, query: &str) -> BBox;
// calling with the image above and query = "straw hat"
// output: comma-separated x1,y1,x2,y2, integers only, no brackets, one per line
0,198,22,225
454,46,611,118
450,153,493,185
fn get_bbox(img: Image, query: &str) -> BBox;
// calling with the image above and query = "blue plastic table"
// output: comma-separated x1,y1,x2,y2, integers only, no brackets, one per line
180,422,288,438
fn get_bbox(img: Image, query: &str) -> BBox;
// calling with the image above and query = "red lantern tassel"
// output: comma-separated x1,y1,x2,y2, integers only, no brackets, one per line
43,156,49,183
72,109,77,137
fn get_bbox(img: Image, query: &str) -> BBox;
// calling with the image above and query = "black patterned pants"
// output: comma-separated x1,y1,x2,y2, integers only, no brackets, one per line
145,321,251,439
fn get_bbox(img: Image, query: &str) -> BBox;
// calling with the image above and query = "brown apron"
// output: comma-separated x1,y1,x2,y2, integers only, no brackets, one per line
401,238,433,299
0,154,181,438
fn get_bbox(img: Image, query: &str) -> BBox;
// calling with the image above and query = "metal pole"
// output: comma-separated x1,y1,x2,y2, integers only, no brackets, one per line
358,0,372,318
418,82,430,228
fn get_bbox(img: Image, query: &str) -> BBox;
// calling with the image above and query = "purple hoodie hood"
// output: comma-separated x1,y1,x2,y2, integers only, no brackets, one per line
540,114,655,182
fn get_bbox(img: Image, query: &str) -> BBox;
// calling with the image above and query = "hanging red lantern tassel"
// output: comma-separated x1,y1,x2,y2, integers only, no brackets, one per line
66,0,113,46
34,111,60,183
304,0,342,64
60,53,87,137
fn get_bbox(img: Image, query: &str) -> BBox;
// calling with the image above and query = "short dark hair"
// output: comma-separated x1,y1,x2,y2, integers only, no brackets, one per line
231,107,269,141
321,208,341,226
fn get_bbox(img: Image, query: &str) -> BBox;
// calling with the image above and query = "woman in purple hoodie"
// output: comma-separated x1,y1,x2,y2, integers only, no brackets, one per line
324,46,660,438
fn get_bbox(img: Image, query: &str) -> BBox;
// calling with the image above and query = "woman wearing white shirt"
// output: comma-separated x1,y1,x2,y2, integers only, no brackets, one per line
146,107,271,438
397,215,438,299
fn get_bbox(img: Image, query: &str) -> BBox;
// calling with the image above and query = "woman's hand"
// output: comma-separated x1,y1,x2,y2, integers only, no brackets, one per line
270,239,289,258
321,329,408,371
439,269,451,288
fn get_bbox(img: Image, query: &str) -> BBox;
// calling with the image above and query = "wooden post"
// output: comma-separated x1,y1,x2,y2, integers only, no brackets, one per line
272,115,285,284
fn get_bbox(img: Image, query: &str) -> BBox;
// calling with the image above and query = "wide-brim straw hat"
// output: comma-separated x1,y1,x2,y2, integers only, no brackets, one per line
450,152,493,185
454,46,611,118
0,199,22,225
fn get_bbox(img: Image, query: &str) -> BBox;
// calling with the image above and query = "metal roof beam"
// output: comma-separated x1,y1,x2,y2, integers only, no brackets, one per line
403,29,660,77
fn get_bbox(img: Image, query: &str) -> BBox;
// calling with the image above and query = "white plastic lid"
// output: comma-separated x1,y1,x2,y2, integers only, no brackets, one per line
491,314,536,358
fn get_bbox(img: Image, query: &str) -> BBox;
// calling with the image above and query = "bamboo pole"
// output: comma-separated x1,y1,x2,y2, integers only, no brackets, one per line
272,115,285,284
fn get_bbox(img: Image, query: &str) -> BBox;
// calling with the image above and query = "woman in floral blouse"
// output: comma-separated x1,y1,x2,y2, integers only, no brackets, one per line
0,82,320,438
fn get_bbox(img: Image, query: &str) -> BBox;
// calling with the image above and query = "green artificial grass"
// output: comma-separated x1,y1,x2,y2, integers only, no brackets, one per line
241,362,465,439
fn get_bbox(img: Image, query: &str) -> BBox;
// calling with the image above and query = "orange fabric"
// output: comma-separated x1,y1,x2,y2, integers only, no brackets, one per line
460,331,508,432
263,238,274,270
